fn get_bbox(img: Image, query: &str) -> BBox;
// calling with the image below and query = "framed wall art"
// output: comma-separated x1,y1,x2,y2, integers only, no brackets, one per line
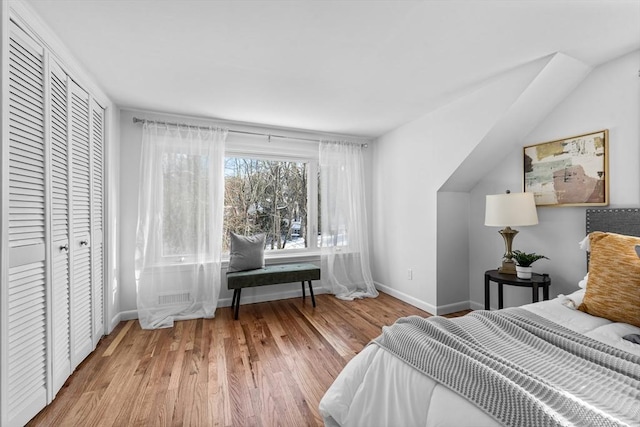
523,130,609,207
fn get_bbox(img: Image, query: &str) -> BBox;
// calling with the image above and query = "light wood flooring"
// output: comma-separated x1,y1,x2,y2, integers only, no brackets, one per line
28,292,470,427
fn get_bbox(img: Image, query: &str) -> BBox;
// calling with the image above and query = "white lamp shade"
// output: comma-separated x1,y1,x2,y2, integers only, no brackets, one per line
485,192,538,227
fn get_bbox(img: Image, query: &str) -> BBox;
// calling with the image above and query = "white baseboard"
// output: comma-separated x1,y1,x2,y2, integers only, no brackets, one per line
110,285,328,326
375,282,437,315
436,300,472,315
107,310,138,333
470,301,492,311
109,312,122,331
118,309,140,321
110,284,479,329
375,282,482,315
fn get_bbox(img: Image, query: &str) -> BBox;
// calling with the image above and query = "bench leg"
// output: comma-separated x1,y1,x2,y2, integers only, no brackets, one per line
308,280,316,307
300,281,316,307
233,289,241,320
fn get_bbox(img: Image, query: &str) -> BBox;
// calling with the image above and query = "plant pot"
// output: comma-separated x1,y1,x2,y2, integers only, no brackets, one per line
516,265,532,279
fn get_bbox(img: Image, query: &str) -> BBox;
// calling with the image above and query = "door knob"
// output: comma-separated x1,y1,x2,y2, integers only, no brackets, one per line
59,244,69,253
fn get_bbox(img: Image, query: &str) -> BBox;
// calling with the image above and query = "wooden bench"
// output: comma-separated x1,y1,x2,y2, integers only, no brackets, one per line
226,263,321,320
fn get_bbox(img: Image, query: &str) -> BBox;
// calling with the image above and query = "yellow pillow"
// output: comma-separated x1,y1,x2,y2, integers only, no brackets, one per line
578,232,640,327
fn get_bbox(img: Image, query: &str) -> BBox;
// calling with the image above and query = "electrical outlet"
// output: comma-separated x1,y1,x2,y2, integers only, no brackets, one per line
407,269,413,280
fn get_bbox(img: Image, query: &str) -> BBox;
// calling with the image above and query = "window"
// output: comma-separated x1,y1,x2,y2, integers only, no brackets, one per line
158,133,320,261
223,156,319,254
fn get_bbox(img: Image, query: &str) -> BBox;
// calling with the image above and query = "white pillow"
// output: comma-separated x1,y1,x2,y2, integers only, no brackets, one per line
578,273,589,289
577,236,590,289
578,235,590,252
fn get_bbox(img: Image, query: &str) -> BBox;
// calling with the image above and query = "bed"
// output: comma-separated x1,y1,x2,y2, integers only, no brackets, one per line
319,209,640,427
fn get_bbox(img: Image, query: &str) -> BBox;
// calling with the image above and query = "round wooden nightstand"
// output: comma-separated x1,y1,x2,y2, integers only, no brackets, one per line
484,269,550,310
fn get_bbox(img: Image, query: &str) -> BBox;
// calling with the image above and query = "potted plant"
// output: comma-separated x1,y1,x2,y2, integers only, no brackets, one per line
511,250,548,279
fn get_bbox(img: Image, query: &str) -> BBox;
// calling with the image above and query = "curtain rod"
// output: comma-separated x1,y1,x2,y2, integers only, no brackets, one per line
132,117,368,147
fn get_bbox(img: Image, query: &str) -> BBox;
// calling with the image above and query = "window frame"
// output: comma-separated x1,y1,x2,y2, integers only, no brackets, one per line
223,148,320,261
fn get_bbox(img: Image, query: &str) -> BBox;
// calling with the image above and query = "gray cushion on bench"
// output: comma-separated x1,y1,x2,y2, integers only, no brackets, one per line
227,263,320,289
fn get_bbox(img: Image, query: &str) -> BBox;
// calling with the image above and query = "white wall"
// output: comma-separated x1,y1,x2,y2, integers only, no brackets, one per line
370,54,590,314
436,191,470,312
117,109,370,318
469,49,640,309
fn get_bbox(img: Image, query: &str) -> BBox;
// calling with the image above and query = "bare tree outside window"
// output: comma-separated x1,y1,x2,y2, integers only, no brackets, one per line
223,157,308,252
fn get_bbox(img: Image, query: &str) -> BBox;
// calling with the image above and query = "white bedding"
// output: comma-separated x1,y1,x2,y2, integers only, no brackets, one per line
319,290,640,427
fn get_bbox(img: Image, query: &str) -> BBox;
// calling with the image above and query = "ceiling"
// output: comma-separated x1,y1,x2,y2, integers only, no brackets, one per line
25,0,640,138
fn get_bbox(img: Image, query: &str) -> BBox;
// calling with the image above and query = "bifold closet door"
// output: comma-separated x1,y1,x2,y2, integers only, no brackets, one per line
49,60,72,396
68,80,94,368
3,21,48,427
2,18,106,427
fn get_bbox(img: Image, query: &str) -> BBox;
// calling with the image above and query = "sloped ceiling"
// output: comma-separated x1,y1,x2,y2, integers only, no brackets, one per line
440,53,592,192
23,0,640,137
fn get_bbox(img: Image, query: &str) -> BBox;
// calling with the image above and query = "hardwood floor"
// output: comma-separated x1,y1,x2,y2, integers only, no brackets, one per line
28,292,470,427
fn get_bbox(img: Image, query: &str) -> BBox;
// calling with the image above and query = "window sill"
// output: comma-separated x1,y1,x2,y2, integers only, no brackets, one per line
221,250,321,269
145,251,322,272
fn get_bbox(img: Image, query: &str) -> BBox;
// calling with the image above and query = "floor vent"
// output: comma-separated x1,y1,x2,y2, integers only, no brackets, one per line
158,292,191,305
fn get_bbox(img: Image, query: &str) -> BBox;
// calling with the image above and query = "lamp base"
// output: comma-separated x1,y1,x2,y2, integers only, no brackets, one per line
498,259,517,275
497,226,518,275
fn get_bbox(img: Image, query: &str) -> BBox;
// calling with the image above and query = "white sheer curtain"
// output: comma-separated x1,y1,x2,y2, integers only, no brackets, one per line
319,140,378,300
135,122,227,329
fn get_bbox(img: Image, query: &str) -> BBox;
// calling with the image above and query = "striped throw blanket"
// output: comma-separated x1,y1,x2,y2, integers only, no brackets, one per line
372,309,640,427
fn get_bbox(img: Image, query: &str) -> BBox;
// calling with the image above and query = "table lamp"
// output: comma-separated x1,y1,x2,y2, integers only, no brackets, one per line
485,190,538,274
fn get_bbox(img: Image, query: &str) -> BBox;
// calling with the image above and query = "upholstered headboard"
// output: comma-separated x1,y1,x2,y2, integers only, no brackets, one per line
586,208,640,237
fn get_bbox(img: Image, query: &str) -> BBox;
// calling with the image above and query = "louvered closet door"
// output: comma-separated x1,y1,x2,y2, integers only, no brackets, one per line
90,100,105,341
49,60,72,397
68,80,93,368
3,21,48,427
